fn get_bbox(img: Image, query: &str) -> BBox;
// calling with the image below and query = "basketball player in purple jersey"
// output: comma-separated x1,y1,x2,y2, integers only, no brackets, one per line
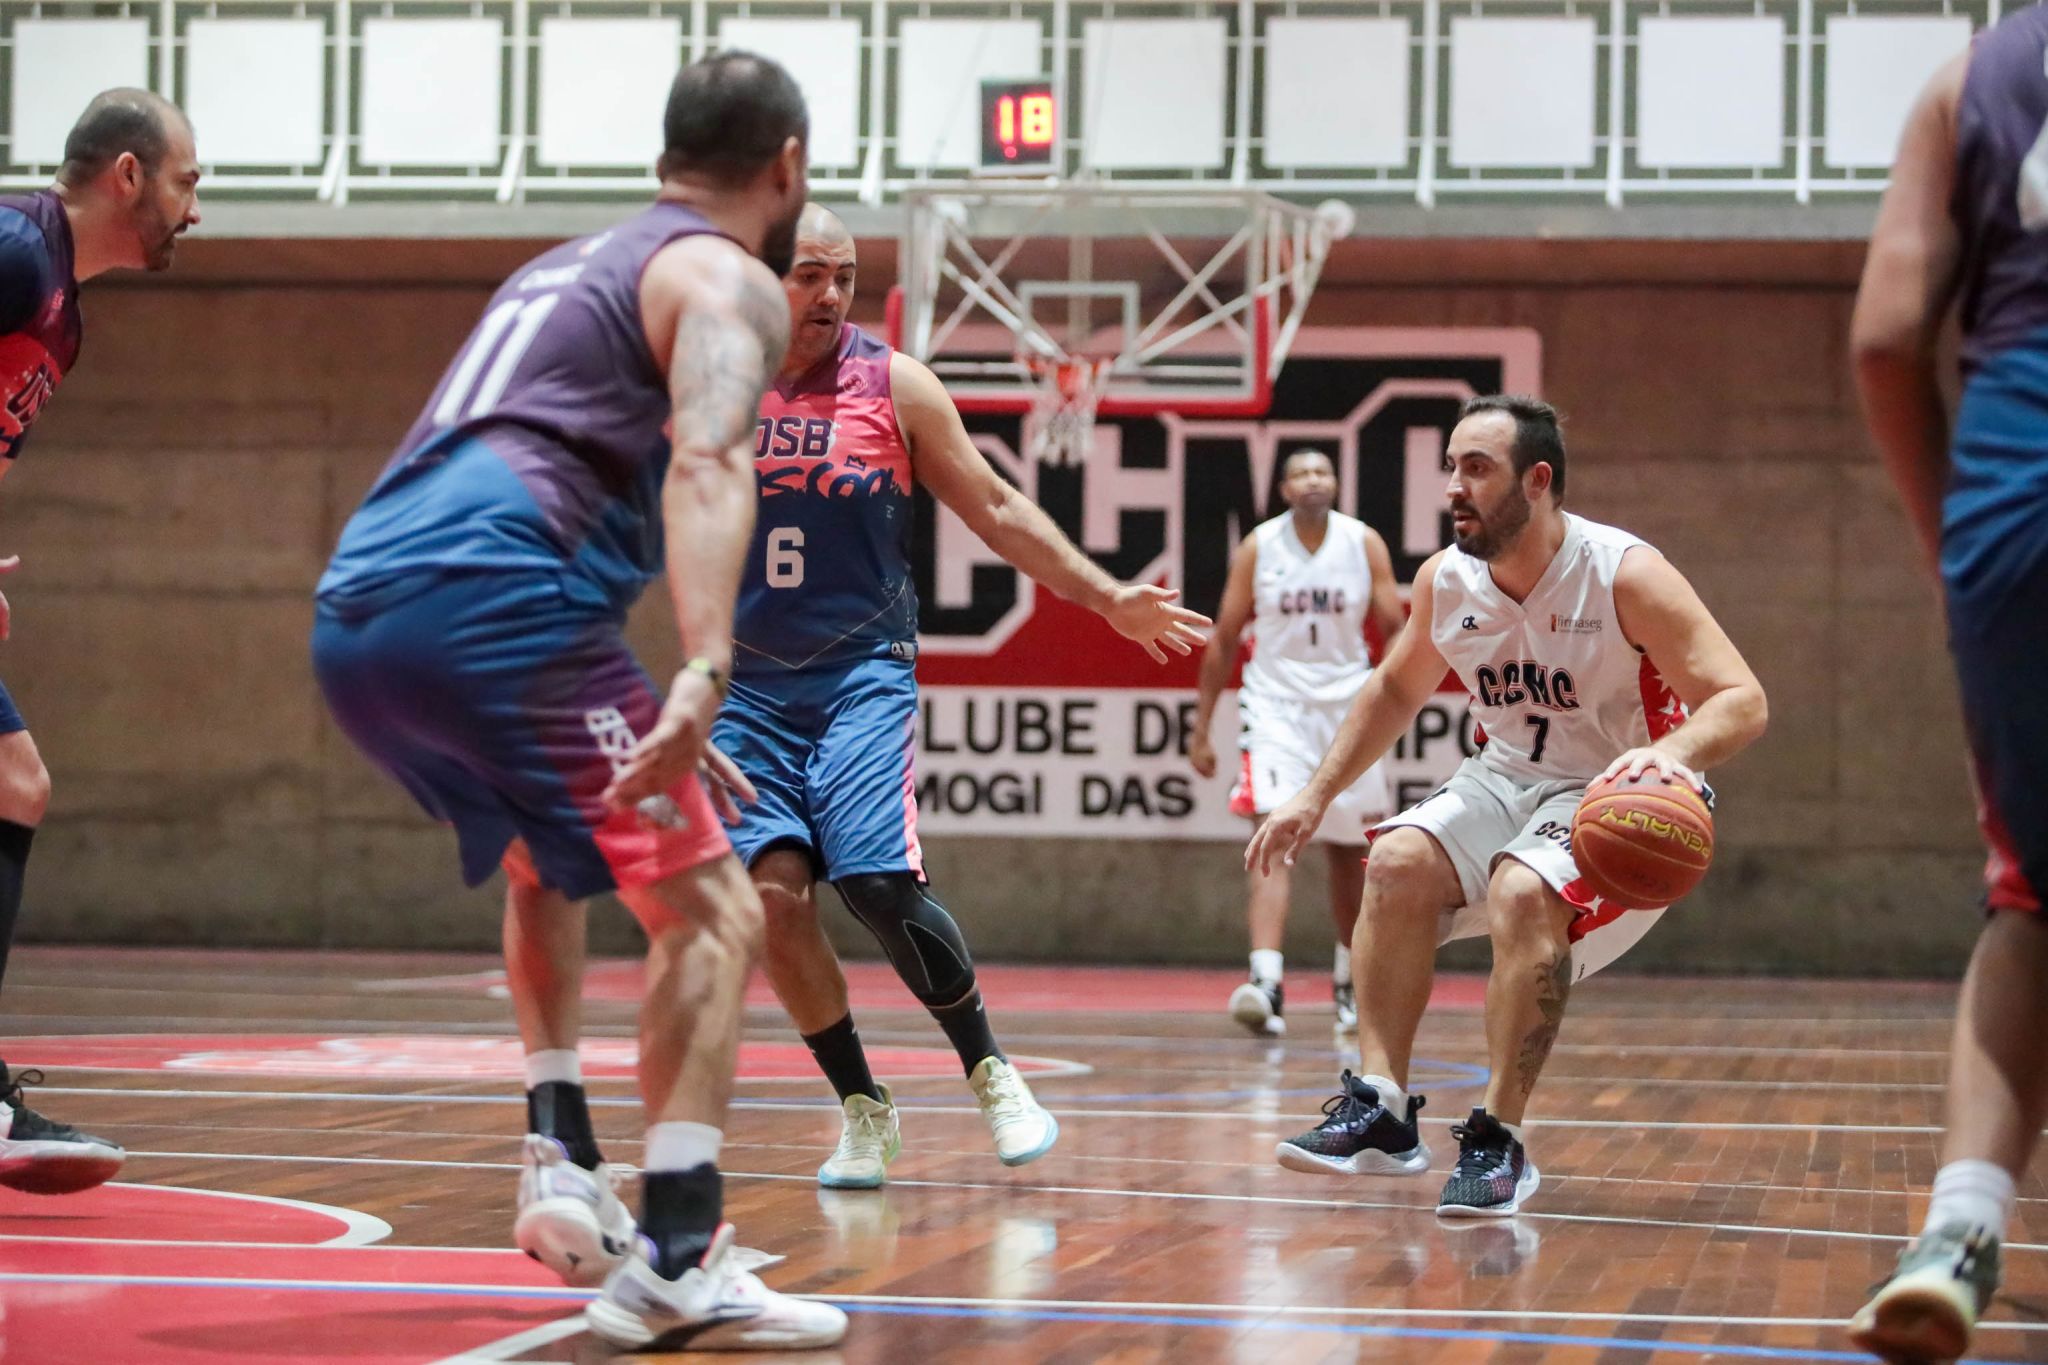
313,56,843,1350
1850,11,2048,1360
0,89,199,1196
715,205,1209,1188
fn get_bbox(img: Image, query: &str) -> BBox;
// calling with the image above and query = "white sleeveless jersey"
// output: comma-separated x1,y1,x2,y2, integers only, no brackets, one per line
1430,513,1687,785
1240,511,1375,707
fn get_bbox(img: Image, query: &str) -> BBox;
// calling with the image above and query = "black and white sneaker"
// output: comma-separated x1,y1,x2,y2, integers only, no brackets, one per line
0,1063,124,1195
1275,1072,1429,1176
1332,980,1358,1035
1228,977,1285,1037
1437,1108,1539,1217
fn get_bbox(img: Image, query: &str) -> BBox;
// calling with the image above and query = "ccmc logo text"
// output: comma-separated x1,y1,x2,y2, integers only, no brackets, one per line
915,328,1543,653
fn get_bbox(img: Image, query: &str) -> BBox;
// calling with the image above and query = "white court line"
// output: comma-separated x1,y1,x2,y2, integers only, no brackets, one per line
430,1316,585,1363
45,1084,1957,1134
111,1148,2048,1254
0,1265,2042,1338
0,1233,527,1253
102,1121,2048,1206
16,1063,1941,1094
98,1180,392,1248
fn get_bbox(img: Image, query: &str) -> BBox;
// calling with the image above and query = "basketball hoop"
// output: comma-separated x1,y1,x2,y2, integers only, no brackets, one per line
1023,354,1112,466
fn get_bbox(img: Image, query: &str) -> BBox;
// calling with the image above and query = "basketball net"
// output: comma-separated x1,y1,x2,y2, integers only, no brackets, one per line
1023,355,1112,466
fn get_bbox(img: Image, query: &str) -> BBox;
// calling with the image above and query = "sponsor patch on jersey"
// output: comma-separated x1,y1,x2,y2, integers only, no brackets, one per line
1550,613,1602,635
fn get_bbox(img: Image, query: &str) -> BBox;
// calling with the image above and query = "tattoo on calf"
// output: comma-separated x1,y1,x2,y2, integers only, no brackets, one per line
1514,946,1572,1097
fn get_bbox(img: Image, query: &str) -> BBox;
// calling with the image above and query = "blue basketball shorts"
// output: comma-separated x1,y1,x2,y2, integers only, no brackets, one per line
712,655,923,881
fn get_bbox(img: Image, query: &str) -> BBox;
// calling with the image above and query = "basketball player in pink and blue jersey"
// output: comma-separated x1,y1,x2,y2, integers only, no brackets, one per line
1850,9,2048,1359
0,89,199,1197
716,205,1209,1189
313,55,845,1351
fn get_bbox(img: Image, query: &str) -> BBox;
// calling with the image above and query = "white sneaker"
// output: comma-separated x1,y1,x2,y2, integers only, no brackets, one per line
585,1223,848,1351
968,1057,1058,1166
512,1134,637,1288
1229,979,1286,1037
817,1085,901,1189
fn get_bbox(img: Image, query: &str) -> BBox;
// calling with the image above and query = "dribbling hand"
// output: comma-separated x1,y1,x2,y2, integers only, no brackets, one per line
1597,746,1703,793
602,666,723,812
1104,584,1210,664
1245,793,1322,874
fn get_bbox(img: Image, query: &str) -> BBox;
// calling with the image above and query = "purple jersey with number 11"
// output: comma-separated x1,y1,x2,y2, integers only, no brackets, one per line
318,201,729,614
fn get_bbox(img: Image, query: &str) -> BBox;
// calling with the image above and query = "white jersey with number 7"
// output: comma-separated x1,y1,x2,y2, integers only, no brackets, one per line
1430,513,1688,786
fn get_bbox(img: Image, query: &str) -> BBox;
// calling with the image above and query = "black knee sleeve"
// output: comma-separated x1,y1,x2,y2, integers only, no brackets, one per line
832,873,977,1006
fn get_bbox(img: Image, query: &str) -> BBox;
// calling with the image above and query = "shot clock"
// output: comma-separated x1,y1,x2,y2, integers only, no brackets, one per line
979,78,1058,172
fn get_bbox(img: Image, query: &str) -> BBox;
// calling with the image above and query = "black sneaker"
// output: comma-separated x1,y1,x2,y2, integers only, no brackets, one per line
1275,1071,1430,1175
1332,980,1358,1035
0,1062,125,1195
1437,1108,1538,1217
1228,977,1285,1037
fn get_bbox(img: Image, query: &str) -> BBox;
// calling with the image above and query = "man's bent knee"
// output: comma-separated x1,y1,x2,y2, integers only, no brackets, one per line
1485,858,1573,957
1364,828,1459,911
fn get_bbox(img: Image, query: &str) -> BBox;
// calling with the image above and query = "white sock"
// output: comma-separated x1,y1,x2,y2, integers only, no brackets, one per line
1332,944,1352,981
1924,1159,2015,1240
644,1121,724,1174
1250,949,1284,984
1360,1073,1406,1112
1502,1120,1527,1148
523,1049,582,1089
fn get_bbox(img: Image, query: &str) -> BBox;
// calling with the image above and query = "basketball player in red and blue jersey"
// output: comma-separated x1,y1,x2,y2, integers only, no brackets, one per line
1850,12,2048,1360
312,56,844,1351
715,204,1209,1189
0,89,198,1197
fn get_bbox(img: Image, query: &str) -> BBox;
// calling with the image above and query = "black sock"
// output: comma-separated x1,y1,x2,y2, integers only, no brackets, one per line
929,988,1003,1077
801,1014,883,1103
0,820,35,995
642,1164,722,1278
526,1081,603,1170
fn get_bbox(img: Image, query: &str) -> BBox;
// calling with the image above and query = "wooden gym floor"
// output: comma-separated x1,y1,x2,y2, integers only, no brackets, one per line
0,945,2039,1364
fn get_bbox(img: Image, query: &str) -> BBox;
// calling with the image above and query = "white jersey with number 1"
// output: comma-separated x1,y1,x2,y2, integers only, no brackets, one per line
1231,511,1391,837
1240,512,1374,707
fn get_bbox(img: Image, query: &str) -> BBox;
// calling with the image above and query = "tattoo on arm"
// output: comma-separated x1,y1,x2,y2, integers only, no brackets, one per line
668,266,791,453
1513,947,1572,1098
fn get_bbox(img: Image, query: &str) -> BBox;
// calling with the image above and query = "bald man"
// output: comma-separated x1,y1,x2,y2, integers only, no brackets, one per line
715,204,1209,1188
0,89,200,1196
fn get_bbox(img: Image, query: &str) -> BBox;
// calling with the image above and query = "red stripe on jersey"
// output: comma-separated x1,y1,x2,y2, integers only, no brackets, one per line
1639,654,1688,742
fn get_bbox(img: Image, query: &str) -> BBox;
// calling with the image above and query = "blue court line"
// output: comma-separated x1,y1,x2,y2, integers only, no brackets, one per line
0,1273,2020,1363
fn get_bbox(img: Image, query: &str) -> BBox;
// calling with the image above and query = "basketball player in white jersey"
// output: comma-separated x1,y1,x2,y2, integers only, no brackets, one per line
1250,396,1766,1216
1191,450,1404,1037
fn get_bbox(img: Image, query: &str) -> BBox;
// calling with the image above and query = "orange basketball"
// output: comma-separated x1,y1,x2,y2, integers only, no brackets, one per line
1569,770,1715,910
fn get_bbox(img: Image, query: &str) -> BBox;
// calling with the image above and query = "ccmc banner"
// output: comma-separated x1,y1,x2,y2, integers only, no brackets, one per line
911,328,1543,840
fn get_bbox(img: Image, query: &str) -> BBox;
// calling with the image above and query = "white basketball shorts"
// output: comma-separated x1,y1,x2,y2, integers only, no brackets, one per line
1230,690,1392,844
1371,755,1664,982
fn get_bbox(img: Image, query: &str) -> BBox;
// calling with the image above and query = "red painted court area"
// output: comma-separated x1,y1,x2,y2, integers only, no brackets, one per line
6,1033,1072,1081
0,1183,581,1363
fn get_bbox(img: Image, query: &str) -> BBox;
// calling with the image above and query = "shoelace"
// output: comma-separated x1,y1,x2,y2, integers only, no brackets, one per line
0,1067,42,1112
838,1107,890,1147
1449,1122,1511,1176
1314,1085,1380,1133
